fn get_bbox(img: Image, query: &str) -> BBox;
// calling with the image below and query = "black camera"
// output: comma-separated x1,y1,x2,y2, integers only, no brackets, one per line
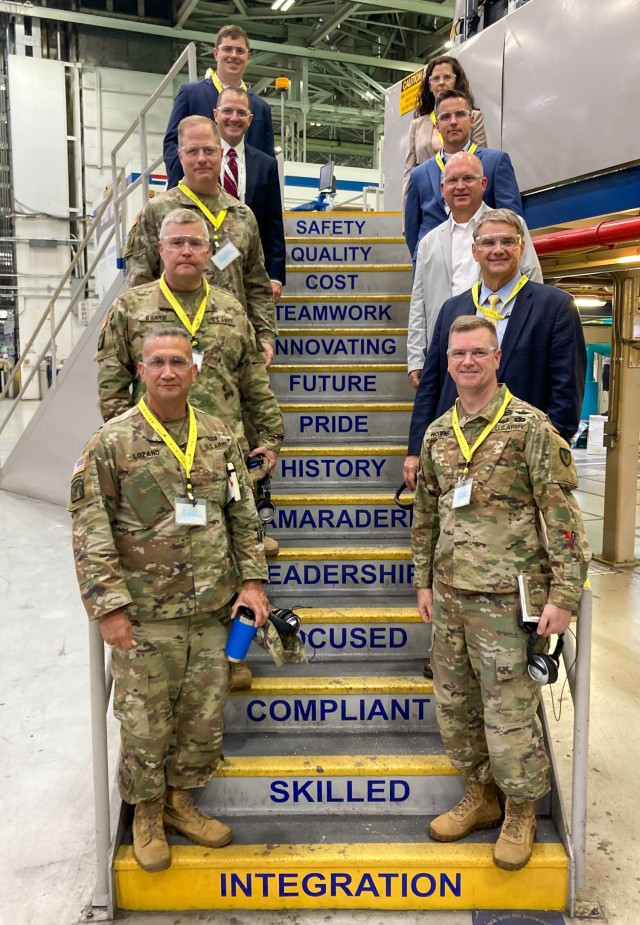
269,607,301,637
256,476,276,525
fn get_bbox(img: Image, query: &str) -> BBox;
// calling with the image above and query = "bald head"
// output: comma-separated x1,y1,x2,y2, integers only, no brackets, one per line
441,152,487,222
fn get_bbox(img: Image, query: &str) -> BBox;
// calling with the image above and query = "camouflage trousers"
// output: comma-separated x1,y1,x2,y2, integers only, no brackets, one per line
111,606,231,804
431,581,550,801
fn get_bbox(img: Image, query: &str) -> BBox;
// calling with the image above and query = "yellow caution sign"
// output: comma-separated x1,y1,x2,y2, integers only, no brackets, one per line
400,68,424,116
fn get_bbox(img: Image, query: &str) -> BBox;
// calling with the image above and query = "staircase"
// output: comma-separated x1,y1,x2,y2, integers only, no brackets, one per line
112,211,570,914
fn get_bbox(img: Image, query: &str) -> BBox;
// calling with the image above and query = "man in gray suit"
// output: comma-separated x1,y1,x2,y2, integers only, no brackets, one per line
407,152,542,389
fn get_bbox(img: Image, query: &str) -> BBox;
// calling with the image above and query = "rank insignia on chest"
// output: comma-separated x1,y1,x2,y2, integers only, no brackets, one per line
559,447,572,467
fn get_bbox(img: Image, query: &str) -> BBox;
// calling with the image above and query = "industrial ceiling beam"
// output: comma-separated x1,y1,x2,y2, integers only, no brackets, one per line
174,0,200,28
306,5,362,46
0,2,422,72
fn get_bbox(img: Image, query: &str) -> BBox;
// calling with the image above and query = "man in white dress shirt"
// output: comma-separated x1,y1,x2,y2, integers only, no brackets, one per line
407,152,542,388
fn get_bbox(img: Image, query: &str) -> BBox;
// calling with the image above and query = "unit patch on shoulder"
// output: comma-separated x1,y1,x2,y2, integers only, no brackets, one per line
72,456,86,476
70,476,85,503
559,447,572,467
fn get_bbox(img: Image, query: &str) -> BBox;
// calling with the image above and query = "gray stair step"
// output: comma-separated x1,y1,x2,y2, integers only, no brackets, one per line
276,295,410,328
273,445,407,490
287,237,409,265
266,545,414,604
281,402,412,444
223,729,442,758
224,667,434,734
269,363,413,403
269,492,412,545
284,265,412,296
274,328,407,364
283,211,403,237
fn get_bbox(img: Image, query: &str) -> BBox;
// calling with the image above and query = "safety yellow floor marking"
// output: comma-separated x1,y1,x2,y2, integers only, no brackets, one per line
214,754,457,777
232,675,432,696
283,210,403,218
281,294,410,302
286,236,405,245
287,264,411,272
277,327,406,335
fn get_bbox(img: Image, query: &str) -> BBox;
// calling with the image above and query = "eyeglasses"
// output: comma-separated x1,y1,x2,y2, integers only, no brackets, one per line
179,145,220,158
217,44,249,56
429,73,455,85
474,235,522,250
143,357,193,371
442,174,483,187
217,106,251,118
447,347,498,360
160,235,210,252
436,109,471,122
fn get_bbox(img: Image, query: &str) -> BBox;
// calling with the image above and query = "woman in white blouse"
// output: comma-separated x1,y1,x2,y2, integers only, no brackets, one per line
403,55,487,202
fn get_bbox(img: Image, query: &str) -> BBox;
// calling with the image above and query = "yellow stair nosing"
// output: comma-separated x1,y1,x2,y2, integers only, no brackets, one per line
279,294,410,302
269,546,412,560
287,264,411,272
215,754,458,777
286,236,406,244
284,210,402,217
285,606,420,623
271,493,404,505
281,402,412,412
279,445,407,455
115,841,568,870
270,363,407,373
277,327,407,335
232,675,430,696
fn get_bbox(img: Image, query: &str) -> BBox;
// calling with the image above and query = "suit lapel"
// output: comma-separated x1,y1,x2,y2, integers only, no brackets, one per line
244,147,257,203
203,78,219,116
498,283,533,374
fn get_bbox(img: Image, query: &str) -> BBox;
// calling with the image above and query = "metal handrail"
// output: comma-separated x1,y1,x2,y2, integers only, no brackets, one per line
0,42,198,447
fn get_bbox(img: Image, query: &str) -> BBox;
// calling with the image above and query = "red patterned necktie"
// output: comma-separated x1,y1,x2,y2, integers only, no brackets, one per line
224,147,239,198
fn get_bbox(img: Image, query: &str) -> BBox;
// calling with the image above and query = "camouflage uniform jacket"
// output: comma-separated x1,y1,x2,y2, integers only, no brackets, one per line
95,280,284,454
69,404,268,622
124,184,276,346
412,385,589,610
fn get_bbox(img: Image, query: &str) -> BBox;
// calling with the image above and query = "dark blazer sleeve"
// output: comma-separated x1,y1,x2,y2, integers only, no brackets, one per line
404,171,421,261
245,147,286,283
246,92,275,158
491,151,523,218
545,293,586,441
407,305,448,454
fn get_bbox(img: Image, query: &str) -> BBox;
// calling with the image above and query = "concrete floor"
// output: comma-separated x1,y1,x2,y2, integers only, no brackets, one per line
1,400,639,924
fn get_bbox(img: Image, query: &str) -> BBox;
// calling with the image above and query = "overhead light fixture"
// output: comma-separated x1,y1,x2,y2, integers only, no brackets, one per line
444,40,453,48
271,0,286,9
617,254,640,264
575,297,606,308
281,0,296,9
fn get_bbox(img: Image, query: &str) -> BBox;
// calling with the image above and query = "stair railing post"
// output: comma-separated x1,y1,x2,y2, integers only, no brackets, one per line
88,619,112,911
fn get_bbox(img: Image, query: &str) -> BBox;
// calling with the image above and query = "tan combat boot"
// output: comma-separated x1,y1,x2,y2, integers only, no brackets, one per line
229,660,253,692
263,534,279,557
163,788,232,848
429,780,502,842
493,797,536,870
132,798,171,872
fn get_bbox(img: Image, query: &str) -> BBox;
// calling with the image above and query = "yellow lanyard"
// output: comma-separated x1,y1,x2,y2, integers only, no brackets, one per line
472,274,529,322
430,110,444,148
177,181,228,246
159,274,209,350
139,398,198,502
436,141,477,174
452,388,513,478
209,71,247,93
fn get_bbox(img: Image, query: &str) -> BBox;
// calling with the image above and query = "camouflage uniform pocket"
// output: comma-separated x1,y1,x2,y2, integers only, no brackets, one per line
112,650,150,740
493,646,535,712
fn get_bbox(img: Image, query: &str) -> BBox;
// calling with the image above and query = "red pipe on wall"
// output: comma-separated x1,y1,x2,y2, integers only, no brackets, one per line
533,215,640,256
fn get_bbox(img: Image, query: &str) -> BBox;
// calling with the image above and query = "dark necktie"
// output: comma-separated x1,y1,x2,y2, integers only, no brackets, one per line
224,147,239,199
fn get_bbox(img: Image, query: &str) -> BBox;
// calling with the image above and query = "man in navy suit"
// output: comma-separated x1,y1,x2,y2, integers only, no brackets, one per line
404,91,523,261
404,208,586,492
215,87,285,301
164,25,275,190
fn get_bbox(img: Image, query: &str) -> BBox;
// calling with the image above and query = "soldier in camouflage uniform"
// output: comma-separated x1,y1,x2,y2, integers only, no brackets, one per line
70,328,270,874
411,315,589,872
125,115,276,366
